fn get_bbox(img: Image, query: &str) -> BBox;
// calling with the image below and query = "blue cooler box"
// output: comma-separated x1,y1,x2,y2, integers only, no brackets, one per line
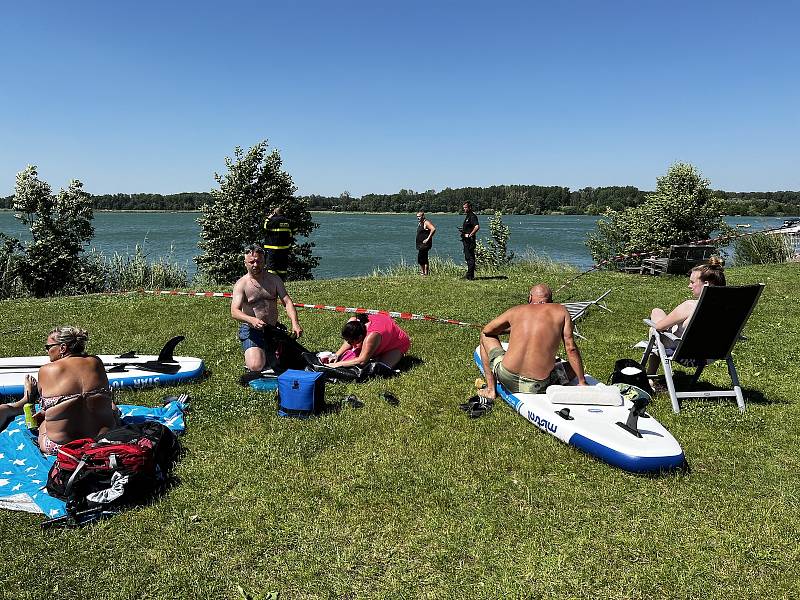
277,370,325,418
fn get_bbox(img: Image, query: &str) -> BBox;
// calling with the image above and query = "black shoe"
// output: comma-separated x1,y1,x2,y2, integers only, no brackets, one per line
468,399,493,418
239,371,263,386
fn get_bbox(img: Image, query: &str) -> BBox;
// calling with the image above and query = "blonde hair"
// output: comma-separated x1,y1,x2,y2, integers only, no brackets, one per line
48,326,89,355
692,256,726,286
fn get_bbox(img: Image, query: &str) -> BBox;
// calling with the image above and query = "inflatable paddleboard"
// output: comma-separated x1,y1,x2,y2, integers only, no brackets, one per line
0,336,204,399
474,345,684,473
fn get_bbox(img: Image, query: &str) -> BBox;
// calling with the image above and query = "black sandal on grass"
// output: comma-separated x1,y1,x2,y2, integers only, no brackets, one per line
345,395,364,409
464,395,494,418
381,391,399,406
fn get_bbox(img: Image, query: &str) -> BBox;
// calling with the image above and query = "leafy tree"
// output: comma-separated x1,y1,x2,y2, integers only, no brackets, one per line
196,141,319,283
586,163,727,267
7,166,95,297
476,211,514,268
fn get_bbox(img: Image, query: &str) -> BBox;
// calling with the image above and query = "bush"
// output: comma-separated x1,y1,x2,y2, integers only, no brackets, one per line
475,211,514,268
734,233,795,265
196,141,319,283
4,166,95,297
586,162,728,268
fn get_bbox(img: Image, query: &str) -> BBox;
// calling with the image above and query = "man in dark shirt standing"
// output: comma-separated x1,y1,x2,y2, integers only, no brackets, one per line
460,202,480,280
263,206,293,278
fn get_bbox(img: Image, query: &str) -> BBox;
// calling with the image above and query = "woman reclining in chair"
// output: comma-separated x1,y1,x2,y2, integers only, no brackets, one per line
646,257,725,374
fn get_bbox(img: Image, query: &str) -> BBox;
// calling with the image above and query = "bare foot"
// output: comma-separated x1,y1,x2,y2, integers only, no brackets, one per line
23,375,38,401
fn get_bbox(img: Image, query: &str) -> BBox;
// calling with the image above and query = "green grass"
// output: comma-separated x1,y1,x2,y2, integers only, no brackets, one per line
1,261,799,599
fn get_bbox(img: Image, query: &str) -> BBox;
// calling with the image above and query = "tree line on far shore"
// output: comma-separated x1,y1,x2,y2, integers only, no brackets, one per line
2,187,799,216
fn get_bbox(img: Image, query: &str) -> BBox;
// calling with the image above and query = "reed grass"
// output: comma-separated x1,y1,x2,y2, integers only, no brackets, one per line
733,232,794,265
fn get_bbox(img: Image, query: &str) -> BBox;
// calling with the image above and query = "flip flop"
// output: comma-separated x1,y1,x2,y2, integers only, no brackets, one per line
459,395,494,412
345,395,364,409
381,391,399,406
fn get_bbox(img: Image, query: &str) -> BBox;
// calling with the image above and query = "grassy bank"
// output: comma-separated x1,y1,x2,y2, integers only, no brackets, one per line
1,261,799,599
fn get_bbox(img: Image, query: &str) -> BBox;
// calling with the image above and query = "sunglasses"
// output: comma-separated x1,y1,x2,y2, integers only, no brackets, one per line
44,342,60,350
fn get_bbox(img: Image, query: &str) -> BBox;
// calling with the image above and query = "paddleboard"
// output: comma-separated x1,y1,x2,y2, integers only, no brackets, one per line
0,337,204,399
474,345,684,473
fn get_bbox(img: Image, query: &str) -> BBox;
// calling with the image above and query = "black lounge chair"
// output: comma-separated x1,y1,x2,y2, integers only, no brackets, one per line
639,284,765,413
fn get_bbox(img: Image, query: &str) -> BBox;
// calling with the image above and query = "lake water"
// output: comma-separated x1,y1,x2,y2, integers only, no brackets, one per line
0,211,794,279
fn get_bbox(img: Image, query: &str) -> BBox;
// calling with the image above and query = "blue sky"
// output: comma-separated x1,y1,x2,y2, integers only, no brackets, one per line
1,1,798,197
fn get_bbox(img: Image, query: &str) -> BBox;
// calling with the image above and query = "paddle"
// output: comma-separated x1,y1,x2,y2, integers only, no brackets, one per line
0,336,185,376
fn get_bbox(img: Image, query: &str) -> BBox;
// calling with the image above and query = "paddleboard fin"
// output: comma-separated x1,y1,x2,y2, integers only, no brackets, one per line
616,395,651,438
116,351,139,359
157,336,184,363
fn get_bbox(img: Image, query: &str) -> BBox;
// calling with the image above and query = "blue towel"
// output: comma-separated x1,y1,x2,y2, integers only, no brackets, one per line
0,400,187,518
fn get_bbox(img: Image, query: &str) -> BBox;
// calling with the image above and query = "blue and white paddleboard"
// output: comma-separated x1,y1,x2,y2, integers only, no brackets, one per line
0,337,204,399
474,345,684,473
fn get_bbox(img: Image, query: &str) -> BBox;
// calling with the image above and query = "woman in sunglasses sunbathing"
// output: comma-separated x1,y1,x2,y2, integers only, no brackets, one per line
1,326,119,455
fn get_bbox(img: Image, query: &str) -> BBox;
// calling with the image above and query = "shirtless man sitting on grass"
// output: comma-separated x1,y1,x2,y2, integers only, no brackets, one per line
478,284,587,400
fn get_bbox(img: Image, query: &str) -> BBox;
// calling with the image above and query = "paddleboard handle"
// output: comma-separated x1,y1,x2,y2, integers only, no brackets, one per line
555,407,575,421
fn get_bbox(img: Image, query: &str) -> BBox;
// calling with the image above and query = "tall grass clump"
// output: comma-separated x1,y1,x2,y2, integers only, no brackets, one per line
371,256,466,278
733,232,795,265
103,245,189,290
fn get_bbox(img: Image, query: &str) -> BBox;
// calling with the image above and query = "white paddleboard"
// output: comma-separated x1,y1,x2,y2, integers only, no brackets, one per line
0,337,204,399
474,345,684,473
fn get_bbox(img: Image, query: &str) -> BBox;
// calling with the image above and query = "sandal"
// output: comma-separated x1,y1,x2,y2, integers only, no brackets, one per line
468,398,494,418
345,395,364,409
460,395,494,417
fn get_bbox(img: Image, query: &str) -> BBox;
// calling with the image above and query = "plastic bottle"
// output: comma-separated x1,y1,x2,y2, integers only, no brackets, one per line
23,403,37,431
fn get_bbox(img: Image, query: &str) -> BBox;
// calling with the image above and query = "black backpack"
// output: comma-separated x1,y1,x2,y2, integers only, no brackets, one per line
45,421,180,519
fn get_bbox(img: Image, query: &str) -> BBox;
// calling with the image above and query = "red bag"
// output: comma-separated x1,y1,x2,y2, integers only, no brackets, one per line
46,421,178,512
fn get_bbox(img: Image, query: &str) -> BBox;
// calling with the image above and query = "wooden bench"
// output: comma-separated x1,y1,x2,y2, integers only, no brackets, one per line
640,245,717,276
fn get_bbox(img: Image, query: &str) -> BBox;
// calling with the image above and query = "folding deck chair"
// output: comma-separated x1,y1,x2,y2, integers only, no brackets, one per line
562,289,612,340
639,284,764,413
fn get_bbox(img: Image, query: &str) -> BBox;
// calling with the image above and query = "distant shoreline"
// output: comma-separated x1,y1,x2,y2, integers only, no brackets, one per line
1,208,798,218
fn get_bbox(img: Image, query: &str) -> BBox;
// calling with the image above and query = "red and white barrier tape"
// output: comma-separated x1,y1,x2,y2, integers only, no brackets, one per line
125,289,480,328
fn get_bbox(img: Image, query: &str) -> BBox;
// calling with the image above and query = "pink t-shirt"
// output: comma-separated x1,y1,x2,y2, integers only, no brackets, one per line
366,313,411,355
342,314,411,360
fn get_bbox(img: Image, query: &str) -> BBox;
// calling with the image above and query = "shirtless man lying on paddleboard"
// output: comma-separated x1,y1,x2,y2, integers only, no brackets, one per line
478,283,587,400
231,244,303,373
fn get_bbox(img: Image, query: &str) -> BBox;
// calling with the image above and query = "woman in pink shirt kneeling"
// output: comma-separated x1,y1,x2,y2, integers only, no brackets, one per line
325,313,410,369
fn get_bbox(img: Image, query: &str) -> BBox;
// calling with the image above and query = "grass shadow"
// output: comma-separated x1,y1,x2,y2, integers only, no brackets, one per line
654,371,786,406
396,355,423,373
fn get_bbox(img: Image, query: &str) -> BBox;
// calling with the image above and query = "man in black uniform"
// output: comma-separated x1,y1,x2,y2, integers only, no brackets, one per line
263,206,293,278
459,202,480,280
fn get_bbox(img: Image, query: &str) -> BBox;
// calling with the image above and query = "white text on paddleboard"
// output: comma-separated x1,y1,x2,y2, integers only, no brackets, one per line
110,377,160,389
